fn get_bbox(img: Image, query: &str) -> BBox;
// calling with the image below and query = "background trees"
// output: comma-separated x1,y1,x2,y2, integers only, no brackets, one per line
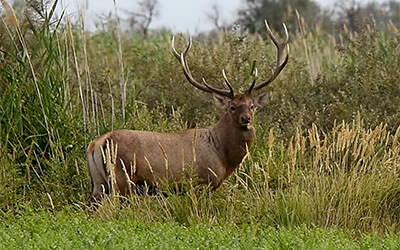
237,0,325,34
236,0,400,36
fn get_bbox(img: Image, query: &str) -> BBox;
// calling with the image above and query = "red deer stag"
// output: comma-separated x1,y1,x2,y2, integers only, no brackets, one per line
88,21,289,201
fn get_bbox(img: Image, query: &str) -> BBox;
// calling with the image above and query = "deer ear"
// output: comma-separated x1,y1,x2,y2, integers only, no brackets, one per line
254,92,269,107
213,94,229,109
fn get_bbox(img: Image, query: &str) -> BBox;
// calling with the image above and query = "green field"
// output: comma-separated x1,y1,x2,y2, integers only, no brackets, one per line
2,209,400,249
1,1,400,248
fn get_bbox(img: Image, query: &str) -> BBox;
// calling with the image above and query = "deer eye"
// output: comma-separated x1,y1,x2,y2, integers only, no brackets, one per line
250,104,254,110
230,106,236,111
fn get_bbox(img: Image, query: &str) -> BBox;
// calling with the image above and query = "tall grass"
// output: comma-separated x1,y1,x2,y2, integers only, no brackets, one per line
91,119,400,233
0,1,400,235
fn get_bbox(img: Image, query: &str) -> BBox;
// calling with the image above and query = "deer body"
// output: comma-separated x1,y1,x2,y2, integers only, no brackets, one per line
88,21,289,201
88,105,255,199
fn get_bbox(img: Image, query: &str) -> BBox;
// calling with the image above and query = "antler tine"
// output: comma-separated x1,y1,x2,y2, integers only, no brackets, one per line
222,70,235,97
172,36,192,68
179,52,212,93
171,36,180,60
265,21,289,48
247,21,289,94
202,75,234,99
171,36,235,99
171,36,211,93
246,67,258,94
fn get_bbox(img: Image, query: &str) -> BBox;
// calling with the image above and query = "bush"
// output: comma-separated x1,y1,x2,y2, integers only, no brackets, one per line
1,2,400,234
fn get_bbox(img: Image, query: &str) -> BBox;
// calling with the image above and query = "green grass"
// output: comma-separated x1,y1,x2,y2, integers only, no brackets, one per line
1,209,400,249
1,1,400,245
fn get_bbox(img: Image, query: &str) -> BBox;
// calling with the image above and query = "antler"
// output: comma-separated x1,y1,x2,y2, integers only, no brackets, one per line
171,37,234,99
247,21,289,94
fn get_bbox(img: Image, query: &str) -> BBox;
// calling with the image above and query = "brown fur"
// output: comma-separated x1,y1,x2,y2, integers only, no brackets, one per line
88,93,263,200
88,22,289,201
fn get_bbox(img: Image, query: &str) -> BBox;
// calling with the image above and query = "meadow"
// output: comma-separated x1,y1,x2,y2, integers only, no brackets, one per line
1,2,400,248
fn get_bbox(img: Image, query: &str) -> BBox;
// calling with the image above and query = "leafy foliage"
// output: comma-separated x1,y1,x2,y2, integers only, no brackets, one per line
3,210,400,249
1,0,400,237
237,0,329,35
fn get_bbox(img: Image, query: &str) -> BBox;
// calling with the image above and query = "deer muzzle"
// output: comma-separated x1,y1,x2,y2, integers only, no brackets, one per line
240,115,252,127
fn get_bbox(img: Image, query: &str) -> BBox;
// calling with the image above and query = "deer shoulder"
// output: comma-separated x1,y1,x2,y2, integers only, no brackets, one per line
88,21,289,202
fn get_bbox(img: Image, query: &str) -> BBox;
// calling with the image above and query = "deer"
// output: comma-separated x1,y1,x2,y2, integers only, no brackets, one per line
87,20,289,201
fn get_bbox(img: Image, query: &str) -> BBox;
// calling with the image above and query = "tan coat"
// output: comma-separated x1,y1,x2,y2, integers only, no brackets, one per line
88,97,256,200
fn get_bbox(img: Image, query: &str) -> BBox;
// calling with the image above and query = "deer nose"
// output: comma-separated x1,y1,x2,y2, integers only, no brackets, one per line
241,116,251,124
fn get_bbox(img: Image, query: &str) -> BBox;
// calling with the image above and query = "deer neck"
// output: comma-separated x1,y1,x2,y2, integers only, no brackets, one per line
210,113,255,170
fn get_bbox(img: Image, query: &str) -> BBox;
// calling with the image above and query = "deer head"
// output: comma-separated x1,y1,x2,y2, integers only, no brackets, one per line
171,21,289,130
88,21,290,201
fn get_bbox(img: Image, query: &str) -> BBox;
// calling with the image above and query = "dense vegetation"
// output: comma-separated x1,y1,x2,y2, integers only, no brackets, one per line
3,210,400,249
1,1,400,247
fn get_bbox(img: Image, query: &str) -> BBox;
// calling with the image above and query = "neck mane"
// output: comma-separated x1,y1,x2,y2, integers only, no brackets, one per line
209,113,255,174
